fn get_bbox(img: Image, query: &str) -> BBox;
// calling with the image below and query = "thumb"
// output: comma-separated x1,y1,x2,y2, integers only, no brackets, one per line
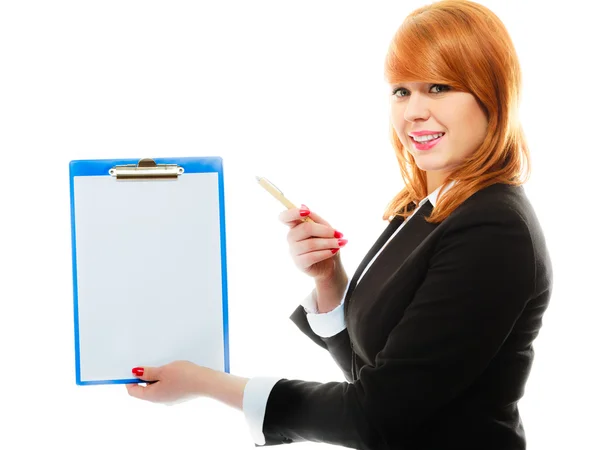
132,366,161,382
299,205,332,228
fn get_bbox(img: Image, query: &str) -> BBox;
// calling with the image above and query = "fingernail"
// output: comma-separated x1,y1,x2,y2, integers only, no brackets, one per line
299,205,310,217
338,239,348,247
334,230,344,238
331,248,340,254
132,367,144,376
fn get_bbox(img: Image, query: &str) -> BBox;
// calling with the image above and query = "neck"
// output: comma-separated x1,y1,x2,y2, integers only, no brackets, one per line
427,180,442,197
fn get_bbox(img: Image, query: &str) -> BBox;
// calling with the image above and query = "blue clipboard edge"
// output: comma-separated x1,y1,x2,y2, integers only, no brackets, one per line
69,156,230,385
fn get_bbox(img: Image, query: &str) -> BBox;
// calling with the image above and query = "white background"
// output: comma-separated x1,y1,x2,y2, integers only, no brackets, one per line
0,1,598,449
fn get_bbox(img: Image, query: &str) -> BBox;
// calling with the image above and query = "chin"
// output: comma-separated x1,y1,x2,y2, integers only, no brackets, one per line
412,156,443,170
414,161,452,174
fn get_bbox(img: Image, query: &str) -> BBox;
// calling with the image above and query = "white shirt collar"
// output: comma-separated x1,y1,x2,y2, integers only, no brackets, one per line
417,179,457,208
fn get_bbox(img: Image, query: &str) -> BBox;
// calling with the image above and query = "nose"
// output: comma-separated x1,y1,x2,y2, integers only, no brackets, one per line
403,93,431,123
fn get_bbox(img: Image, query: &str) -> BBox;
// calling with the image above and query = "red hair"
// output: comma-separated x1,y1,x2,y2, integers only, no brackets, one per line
383,0,530,223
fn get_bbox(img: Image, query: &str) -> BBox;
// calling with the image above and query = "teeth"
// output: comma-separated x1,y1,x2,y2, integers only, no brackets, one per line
413,132,444,142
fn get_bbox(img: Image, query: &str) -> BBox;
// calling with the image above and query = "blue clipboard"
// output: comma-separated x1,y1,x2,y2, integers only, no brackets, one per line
69,157,229,385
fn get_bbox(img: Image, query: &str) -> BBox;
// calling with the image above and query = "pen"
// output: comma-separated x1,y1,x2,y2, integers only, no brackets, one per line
256,176,315,223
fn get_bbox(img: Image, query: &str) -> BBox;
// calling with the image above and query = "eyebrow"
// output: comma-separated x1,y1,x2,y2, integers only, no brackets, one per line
390,82,427,88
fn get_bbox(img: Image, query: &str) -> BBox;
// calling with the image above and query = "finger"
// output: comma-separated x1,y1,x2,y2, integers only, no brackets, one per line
292,237,347,257
288,222,342,245
126,383,148,400
131,366,161,382
301,209,332,227
278,205,331,227
278,206,310,226
296,248,343,270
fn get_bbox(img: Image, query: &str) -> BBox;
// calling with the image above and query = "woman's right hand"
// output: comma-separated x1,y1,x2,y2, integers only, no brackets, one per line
278,204,348,281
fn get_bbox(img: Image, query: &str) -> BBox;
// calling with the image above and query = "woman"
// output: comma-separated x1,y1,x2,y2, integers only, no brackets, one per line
127,1,553,448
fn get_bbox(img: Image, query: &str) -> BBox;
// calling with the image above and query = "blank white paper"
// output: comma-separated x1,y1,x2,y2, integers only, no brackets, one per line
72,172,225,383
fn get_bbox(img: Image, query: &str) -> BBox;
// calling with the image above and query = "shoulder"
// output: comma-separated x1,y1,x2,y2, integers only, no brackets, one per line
448,183,527,220
440,183,547,240
438,183,538,249
436,182,552,295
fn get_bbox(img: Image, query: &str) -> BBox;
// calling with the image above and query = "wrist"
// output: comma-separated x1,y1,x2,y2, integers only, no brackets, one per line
204,369,249,411
315,271,348,313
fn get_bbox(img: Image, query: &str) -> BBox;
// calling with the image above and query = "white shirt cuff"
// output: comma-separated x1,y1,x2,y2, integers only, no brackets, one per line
300,280,351,314
299,289,319,314
306,302,346,337
298,281,350,338
242,376,282,446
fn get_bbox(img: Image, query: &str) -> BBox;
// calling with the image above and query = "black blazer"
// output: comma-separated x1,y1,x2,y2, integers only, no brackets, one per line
261,183,553,450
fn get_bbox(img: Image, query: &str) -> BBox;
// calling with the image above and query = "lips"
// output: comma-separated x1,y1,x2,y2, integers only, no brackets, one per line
410,133,444,151
409,130,445,138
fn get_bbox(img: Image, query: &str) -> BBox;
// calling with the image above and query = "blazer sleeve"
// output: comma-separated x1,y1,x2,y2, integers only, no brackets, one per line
290,304,354,382
259,207,536,449
289,280,354,381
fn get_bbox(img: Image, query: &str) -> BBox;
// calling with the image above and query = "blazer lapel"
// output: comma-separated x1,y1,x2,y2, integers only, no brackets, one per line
343,201,434,307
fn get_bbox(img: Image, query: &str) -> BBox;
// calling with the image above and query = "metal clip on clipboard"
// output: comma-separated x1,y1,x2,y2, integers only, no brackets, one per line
109,158,184,179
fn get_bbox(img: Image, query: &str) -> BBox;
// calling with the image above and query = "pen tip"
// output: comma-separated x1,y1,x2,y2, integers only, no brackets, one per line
255,176,261,182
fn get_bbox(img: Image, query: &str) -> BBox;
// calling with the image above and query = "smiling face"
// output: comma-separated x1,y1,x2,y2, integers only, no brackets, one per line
389,82,489,194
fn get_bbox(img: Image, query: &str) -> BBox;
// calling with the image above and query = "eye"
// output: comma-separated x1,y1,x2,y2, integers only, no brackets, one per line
392,84,450,97
431,84,450,94
392,86,409,97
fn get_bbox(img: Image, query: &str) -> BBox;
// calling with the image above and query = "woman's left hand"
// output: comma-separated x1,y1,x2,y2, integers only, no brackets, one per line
126,360,214,405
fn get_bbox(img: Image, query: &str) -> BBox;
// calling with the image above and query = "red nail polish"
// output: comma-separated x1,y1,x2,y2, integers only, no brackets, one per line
334,230,343,238
331,248,339,254
299,209,310,217
338,239,348,247
132,367,144,376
